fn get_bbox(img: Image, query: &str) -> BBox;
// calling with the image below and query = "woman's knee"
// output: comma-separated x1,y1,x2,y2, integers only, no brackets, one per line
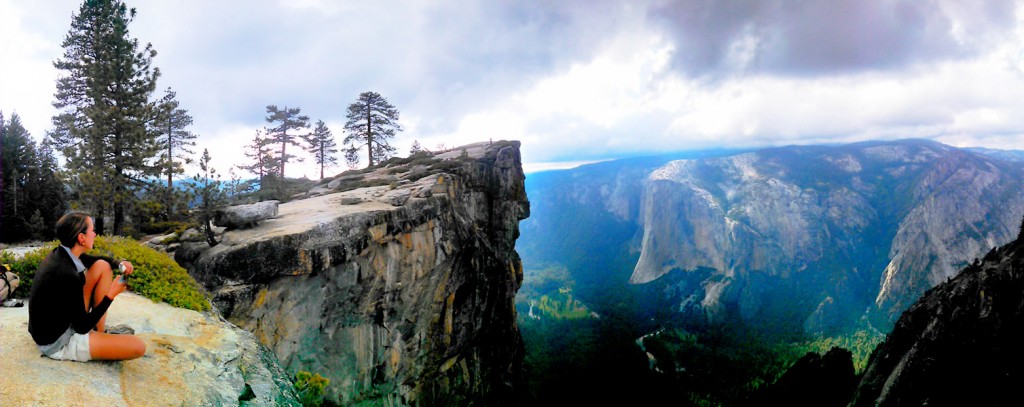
86,260,113,282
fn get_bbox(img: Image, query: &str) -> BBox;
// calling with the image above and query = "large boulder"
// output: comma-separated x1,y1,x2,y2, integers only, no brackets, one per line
215,200,280,229
0,293,299,406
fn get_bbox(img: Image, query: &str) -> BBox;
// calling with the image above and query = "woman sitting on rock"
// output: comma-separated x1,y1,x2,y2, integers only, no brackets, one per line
28,212,146,361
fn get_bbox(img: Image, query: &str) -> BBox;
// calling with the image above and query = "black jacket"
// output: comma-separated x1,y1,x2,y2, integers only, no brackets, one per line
28,247,114,346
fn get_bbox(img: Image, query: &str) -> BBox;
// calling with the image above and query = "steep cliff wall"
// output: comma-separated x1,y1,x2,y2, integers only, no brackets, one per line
629,140,1024,333
850,218,1024,406
177,141,529,405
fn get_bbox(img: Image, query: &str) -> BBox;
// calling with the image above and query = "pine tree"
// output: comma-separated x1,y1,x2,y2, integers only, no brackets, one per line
265,105,309,178
1,113,66,242
29,139,68,240
239,128,277,186
49,0,162,235
1,113,35,242
155,87,196,188
154,87,196,220
343,91,403,168
190,148,224,246
303,120,338,180
409,140,423,155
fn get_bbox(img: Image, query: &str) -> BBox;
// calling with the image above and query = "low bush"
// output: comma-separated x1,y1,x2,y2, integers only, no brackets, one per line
0,247,48,297
295,371,331,407
141,220,193,236
91,236,210,311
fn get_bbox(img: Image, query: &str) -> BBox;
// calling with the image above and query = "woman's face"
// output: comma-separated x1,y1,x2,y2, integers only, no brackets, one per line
79,217,97,251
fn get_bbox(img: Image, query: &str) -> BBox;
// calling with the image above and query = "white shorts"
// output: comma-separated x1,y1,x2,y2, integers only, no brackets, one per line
46,332,92,362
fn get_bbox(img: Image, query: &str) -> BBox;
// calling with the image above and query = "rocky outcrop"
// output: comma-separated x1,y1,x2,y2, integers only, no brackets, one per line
849,218,1024,407
871,148,1020,324
215,200,280,229
629,140,1024,332
0,293,299,406
177,141,529,405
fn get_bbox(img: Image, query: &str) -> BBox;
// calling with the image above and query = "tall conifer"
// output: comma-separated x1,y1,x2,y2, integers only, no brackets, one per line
303,120,338,180
49,0,161,235
155,87,196,189
265,105,309,178
240,128,277,185
1,112,35,241
154,87,196,219
343,91,402,168
1,113,66,242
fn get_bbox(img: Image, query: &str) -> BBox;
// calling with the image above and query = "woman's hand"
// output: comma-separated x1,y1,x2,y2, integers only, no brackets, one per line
106,261,133,300
120,261,134,276
107,274,128,300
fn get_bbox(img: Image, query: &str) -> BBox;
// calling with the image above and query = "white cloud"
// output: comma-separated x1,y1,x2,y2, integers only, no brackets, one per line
4,0,1024,180
523,160,610,174
0,0,67,139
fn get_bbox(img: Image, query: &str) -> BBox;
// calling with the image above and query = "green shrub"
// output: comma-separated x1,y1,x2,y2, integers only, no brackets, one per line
90,236,210,311
0,246,50,297
1,237,210,311
142,220,193,235
295,371,330,407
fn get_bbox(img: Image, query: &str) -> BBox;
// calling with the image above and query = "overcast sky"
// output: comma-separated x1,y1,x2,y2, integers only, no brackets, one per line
2,0,1024,177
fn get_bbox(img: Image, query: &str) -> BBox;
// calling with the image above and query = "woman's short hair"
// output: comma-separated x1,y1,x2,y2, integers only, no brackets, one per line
56,212,91,248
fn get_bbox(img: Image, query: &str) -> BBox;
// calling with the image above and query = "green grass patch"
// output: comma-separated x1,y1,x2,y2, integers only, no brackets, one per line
0,237,210,311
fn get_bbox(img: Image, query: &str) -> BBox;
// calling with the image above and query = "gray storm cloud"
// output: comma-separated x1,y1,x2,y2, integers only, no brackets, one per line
650,0,1018,77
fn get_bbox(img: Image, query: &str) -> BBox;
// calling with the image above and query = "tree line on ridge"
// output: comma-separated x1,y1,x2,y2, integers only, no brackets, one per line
1,0,417,243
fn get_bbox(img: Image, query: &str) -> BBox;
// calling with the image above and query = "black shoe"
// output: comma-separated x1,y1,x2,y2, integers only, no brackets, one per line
105,324,135,335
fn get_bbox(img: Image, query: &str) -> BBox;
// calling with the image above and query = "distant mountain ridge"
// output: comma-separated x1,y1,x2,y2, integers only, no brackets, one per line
965,146,1024,162
518,139,1024,335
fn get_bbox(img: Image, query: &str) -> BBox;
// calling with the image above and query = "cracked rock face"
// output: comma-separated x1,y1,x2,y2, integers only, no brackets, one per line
850,222,1024,407
0,293,299,406
178,141,530,405
630,140,1024,333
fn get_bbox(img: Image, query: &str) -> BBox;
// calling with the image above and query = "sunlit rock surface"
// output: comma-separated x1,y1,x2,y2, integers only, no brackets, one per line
0,293,299,406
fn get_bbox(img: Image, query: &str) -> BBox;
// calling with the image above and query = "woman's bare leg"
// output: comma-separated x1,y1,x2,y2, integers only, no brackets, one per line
82,260,145,361
88,331,146,361
82,260,113,332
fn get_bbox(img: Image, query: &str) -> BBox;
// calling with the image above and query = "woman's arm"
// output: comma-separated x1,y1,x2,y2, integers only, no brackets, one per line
68,273,114,334
80,253,120,270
